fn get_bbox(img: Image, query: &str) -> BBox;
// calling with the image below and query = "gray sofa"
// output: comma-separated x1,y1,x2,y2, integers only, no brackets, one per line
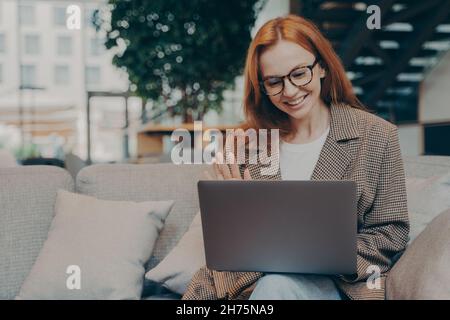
1,155,450,300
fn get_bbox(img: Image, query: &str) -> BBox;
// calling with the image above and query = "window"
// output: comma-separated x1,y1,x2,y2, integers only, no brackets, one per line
53,6,66,27
19,4,35,26
86,66,101,85
0,33,5,54
90,37,104,56
54,65,70,85
425,124,450,156
57,35,72,56
20,65,36,88
24,34,40,55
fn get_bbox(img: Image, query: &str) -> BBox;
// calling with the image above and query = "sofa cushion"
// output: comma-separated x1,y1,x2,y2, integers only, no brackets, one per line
0,166,74,300
76,163,213,269
406,173,450,242
141,280,182,300
403,156,450,179
386,209,450,299
0,149,18,168
403,156,450,243
143,293,182,300
17,190,174,300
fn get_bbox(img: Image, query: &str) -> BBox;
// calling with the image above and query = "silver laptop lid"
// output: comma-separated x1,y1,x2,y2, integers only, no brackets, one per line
198,180,357,275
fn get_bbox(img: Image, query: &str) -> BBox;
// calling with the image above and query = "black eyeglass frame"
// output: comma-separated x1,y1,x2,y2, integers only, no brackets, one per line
259,59,319,96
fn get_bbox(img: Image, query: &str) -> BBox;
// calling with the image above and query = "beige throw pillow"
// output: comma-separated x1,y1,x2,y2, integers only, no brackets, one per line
145,212,205,295
17,190,174,300
387,209,450,299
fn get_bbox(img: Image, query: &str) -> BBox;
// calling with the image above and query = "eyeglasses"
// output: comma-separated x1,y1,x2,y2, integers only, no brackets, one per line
260,59,319,96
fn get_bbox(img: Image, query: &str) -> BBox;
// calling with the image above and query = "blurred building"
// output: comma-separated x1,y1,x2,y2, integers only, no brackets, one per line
1,0,449,163
0,0,291,163
0,0,130,162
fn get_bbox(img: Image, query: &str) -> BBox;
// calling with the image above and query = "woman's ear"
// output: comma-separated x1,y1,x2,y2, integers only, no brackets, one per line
319,64,326,79
319,62,327,79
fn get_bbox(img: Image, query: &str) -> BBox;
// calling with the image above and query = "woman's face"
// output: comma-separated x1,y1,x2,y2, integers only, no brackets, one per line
259,39,326,121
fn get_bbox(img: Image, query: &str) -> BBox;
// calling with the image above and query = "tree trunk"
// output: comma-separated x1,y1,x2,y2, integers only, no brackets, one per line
183,107,193,123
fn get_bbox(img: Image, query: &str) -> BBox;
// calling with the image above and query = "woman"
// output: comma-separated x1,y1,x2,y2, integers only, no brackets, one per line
183,14,409,300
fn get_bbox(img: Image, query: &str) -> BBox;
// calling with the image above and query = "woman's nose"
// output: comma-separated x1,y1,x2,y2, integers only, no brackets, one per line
282,78,298,97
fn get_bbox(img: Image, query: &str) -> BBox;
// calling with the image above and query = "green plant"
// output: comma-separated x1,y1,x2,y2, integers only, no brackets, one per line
14,143,41,160
95,0,266,122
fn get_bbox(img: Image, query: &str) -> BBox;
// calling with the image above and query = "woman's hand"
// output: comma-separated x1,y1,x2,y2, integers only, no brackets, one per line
211,152,252,180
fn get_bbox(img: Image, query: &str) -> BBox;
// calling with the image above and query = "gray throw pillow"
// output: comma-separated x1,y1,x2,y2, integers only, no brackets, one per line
386,209,450,300
16,190,174,300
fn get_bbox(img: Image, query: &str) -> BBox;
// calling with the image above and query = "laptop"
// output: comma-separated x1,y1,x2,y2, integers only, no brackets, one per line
197,180,357,275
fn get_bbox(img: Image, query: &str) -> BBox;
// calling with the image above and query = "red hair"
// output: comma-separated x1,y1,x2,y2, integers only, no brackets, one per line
242,14,366,138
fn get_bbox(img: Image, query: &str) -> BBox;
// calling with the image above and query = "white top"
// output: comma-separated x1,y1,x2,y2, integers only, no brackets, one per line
279,126,330,180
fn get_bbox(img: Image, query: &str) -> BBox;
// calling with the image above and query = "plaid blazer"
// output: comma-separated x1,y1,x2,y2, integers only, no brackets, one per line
182,102,410,300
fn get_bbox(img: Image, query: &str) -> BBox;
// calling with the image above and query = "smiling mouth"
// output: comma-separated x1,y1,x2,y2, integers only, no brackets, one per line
284,93,309,106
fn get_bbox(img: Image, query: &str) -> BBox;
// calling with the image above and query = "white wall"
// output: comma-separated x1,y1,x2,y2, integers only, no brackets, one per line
420,50,450,123
397,124,423,156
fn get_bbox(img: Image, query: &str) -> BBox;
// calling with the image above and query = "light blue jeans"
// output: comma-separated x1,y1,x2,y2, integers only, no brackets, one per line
249,274,342,300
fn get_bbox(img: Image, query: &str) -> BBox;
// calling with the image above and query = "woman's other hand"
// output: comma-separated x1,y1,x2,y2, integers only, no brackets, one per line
212,152,252,180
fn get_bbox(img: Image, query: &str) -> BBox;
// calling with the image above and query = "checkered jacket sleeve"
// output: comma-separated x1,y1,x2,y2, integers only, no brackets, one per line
341,125,409,283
